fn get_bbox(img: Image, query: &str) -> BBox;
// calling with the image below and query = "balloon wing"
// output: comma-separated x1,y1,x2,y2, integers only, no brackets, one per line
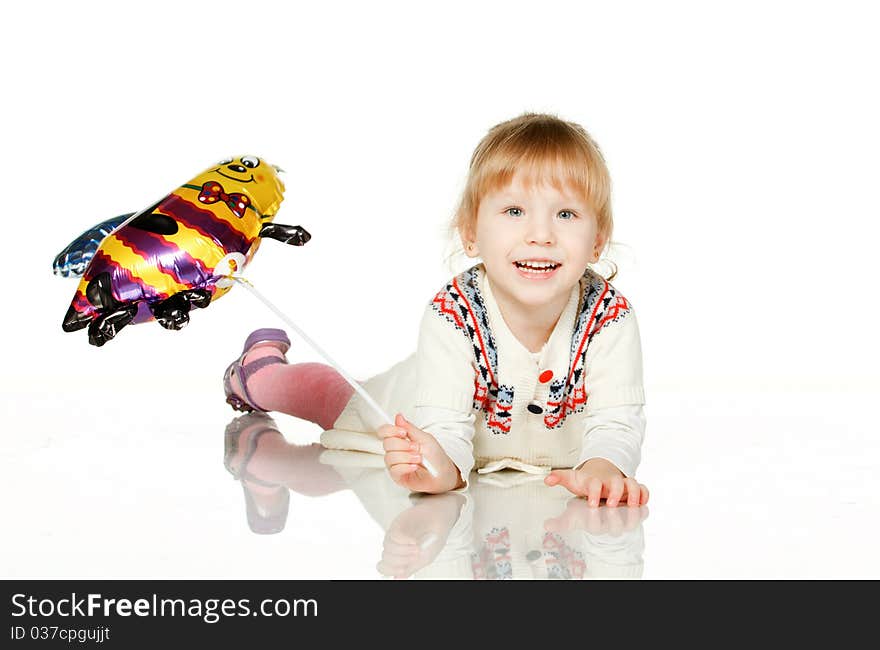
53,213,134,278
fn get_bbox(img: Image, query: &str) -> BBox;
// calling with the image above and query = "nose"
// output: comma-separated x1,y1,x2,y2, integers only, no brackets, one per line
524,214,555,245
227,164,247,173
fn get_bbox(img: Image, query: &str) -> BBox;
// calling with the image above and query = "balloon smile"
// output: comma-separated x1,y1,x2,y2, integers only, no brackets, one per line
214,168,255,183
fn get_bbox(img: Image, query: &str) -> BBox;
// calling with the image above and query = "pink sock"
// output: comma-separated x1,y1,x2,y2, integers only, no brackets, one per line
244,357,354,430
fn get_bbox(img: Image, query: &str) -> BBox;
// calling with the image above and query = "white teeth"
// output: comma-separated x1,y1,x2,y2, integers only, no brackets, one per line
514,260,560,273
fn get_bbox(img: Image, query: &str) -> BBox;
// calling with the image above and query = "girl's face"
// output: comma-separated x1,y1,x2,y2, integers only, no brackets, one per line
463,169,604,314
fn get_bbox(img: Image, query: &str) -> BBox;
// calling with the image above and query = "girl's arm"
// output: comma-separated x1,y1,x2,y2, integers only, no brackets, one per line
547,304,649,505
380,302,478,493
576,404,646,479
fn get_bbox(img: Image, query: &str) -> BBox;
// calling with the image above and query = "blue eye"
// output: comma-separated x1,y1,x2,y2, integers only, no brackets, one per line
505,207,524,217
558,210,576,220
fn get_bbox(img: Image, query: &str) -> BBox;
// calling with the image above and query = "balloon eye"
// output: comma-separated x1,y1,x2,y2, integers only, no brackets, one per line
217,157,233,165
241,156,260,169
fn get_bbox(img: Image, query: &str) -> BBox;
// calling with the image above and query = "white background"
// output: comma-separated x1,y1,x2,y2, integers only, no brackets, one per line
1,0,878,578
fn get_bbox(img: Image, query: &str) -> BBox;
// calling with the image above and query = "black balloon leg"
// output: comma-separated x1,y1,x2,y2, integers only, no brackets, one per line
150,293,192,330
179,288,212,309
259,223,311,246
88,303,138,347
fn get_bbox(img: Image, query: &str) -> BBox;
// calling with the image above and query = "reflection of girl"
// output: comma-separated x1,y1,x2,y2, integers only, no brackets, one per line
380,474,648,580
223,413,647,580
224,113,648,504
223,413,347,534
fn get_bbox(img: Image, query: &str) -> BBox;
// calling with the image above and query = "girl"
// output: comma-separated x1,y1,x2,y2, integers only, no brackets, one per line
223,113,649,506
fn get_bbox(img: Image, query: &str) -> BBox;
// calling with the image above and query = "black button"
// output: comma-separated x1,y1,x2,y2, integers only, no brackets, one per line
527,403,543,415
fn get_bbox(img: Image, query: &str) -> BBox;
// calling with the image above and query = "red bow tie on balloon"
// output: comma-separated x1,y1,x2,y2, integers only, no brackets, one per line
198,181,251,218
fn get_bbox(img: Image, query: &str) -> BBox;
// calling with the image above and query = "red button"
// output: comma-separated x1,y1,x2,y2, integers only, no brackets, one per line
539,370,553,383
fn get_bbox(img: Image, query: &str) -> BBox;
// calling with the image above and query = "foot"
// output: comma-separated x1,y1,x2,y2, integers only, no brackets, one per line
224,328,290,412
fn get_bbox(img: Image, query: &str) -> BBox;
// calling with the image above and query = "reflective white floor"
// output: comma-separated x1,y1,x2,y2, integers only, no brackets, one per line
2,380,877,580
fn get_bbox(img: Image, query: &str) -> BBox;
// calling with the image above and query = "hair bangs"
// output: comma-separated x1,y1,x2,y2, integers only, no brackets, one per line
494,150,607,210
458,114,611,231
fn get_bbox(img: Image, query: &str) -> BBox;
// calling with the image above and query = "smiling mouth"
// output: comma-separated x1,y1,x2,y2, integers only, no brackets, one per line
213,168,254,183
513,260,562,275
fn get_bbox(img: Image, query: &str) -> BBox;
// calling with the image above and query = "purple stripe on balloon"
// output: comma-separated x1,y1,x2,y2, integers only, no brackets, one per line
69,290,95,318
159,194,252,255
132,301,156,324
85,251,168,305
115,225,213,288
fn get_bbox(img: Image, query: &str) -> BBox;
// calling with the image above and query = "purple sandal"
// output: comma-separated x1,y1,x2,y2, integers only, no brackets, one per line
223,328,291,412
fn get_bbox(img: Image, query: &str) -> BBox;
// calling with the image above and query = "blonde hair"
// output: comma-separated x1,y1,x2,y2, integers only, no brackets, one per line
452,112,617,280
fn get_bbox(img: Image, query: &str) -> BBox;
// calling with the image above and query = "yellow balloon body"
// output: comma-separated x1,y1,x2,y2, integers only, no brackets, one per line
61,155,286,342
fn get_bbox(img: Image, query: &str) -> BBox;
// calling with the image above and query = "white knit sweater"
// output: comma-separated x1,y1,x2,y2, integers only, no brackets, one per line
324,264,646,482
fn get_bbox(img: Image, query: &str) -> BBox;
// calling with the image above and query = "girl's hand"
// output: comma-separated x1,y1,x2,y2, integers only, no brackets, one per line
377,414,465,494
544,458,649,507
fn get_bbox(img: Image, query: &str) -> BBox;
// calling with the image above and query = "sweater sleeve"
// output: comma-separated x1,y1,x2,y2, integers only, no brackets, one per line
582,304,646,412
575,404,646,478
410,302,478,483
412,406,475,485
575,302,647,477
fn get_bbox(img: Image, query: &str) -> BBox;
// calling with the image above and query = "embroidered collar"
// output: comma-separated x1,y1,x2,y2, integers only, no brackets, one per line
480,267,580,384
431,263,630,431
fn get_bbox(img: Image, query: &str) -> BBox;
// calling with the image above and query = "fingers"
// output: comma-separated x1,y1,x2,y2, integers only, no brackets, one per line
377,423,407,441
605,475,625,507
586,476,603,507
549,467,651,509
544,469,576,490
385,450,423,468
395,413,433,444
379,422,421,459
381,416,430,483
381,423,420,478
382,434,419,454
547,471,606,507
388,463,421,482
624,478,641,507
621,478,650,506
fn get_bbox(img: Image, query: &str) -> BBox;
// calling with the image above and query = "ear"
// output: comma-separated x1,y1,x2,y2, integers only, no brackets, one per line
460,228,479,258
593,233,607,262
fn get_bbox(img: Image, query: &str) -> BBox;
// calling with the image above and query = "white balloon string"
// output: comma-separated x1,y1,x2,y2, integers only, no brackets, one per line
228,275,439,478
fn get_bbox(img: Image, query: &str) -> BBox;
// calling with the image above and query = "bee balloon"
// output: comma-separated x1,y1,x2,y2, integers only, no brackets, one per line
56,155,310,346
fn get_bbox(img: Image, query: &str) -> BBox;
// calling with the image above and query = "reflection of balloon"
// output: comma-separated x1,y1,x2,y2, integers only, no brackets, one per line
58,156,311,346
